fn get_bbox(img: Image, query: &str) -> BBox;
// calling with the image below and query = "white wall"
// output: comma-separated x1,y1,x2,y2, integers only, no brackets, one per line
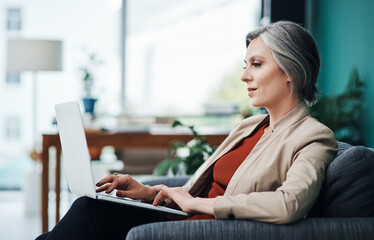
0,0,121,187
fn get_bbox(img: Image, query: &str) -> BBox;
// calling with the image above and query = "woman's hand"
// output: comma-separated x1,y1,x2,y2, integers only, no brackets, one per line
96,174,156,202
151,184,215,215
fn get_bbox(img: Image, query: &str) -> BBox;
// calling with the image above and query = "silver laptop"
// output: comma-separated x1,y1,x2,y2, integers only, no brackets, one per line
55,101,189,217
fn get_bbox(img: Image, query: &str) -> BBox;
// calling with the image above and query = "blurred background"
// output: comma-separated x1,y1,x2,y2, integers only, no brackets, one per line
0,0,373,239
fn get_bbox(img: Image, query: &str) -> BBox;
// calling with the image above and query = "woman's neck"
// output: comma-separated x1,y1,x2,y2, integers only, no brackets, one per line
265,98,302,132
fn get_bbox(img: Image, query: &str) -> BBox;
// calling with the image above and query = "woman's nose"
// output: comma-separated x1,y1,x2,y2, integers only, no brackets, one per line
241,68,252,82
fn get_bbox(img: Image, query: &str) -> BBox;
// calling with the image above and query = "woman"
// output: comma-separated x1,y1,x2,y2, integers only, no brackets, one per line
36,21,337,239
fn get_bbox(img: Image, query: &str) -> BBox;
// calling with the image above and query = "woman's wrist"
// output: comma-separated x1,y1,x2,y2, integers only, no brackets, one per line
191,197,215,215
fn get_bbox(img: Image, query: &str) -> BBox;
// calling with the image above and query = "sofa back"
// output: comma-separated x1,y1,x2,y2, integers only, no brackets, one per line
308,141,374,217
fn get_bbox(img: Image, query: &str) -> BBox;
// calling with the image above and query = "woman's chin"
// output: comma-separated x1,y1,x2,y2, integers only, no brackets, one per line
250,101,262,108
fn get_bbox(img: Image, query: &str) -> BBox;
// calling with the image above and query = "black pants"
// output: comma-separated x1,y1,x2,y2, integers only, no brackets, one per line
35,196,174,240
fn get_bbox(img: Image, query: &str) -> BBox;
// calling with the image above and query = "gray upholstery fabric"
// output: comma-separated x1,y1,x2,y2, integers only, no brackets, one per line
336,141,352,156
142,176,190,187
126,218,374,240
309,145,374,217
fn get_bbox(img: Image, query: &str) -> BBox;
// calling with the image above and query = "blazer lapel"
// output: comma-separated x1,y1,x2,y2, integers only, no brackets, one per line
225,102,310,195
187,114,269,196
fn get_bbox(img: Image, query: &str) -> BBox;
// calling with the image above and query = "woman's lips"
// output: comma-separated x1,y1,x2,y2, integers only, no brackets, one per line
247,88,257,96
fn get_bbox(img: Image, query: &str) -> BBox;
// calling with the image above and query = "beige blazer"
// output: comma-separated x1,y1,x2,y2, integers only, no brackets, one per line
184,102,337,224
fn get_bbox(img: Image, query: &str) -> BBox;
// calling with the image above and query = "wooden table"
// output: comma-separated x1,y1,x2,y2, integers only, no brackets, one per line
40,129,228,232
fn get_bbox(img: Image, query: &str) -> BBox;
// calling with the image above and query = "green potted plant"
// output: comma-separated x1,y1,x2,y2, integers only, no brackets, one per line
79,50,104,115
309,68,365,145
153,120,215,176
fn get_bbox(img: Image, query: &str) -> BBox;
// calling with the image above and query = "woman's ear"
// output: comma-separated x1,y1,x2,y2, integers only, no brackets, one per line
285,73,291,83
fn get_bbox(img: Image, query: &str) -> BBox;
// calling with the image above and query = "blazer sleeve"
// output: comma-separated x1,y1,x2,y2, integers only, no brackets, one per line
213,127,337,224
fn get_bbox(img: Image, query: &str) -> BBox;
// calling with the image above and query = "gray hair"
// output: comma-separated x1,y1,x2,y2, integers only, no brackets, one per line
246,21,320,106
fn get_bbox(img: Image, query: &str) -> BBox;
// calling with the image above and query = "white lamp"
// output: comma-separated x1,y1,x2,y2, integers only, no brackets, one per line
6,39,63,143
6,39,63,216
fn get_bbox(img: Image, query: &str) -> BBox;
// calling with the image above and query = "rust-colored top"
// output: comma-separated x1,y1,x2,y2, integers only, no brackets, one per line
186,123,267,220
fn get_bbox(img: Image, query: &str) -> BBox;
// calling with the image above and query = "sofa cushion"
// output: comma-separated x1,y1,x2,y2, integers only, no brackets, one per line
309,146,374,217
336,141,352,156
126,218,374,240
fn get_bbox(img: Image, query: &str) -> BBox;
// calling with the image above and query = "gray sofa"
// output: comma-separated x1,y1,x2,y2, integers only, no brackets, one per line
127,142,374,240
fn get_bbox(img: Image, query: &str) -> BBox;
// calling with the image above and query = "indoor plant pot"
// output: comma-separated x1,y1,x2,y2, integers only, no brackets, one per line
82,97,97,115
79,50,103,115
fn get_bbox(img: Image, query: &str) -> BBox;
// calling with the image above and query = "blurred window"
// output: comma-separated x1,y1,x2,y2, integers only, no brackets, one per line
6,73,21,85
125,0,261,116
5,116,21,141
6,8,22,31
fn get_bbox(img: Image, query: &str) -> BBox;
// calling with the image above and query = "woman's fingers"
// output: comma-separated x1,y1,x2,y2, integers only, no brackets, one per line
95,181,118,193
95,184,109,193
151,185,169,206
115,190,138,199
151,185,196,213
96,174,117,187
105,181,119,193
96,174,138,194
95,174,121,193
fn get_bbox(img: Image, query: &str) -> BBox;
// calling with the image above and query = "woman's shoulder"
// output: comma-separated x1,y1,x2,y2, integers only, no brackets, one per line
302,115,335,136
292,115,337,149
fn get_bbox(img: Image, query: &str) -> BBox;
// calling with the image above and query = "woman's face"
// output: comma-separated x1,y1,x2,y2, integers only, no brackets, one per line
241,37,294,109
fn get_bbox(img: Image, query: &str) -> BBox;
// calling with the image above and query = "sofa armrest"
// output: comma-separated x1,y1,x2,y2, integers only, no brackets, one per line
126,217,374,240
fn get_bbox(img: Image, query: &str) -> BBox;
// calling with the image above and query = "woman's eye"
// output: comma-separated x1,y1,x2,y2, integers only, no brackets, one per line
243,62,247,69
252,62,261,67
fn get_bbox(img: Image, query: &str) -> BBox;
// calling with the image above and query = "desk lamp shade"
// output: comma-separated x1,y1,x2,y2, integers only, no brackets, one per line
6,39,63,72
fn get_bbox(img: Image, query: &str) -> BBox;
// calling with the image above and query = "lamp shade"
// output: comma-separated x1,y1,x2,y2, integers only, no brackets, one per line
6,39,63,72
